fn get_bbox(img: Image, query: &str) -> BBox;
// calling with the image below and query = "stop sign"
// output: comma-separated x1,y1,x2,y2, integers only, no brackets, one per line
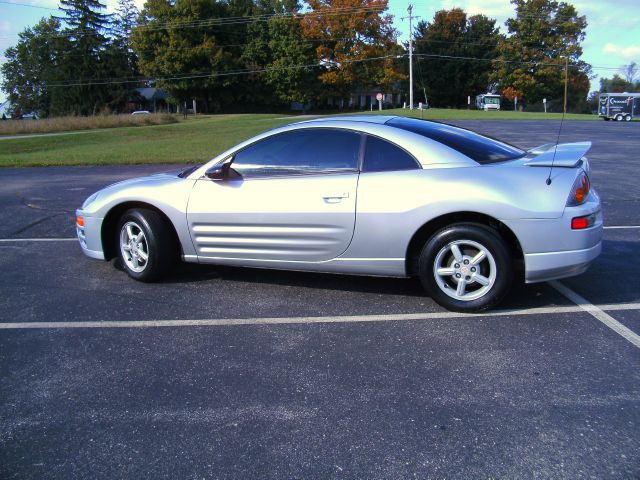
376,92,383,101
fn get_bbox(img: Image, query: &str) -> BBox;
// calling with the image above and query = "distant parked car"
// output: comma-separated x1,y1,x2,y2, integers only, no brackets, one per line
131,110,151,116
76,115,602,312
20,112,39,120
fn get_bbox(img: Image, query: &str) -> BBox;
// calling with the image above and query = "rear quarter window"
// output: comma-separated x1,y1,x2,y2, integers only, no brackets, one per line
387,117,525,164
362,135,421,172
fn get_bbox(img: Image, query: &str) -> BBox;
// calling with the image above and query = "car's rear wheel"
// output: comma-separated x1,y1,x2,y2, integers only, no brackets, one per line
116,208,176,282
625,114,632,122
615,114,623,122
419,224,513,312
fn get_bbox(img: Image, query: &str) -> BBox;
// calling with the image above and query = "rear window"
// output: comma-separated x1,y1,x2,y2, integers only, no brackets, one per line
387,117,525,164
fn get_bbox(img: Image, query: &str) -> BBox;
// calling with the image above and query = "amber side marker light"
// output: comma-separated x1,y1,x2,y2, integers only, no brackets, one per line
76,216,85,227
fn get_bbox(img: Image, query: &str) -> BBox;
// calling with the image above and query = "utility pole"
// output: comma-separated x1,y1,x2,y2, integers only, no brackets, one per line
563,56,569,115
403,4,418,110
409,4,414,110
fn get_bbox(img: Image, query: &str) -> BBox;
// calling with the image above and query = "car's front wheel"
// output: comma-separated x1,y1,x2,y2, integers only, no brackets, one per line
116,208,176,282
419,224,513,312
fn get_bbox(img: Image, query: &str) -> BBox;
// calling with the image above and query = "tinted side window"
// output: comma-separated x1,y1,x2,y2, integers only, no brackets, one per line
232,129,361,177
362,135,420,172
387,117,524,164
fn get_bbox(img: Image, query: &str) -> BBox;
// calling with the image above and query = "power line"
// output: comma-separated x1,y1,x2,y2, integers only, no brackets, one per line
44,53,401,87
0,5,387,39
413,53,624,71
0,0,57,10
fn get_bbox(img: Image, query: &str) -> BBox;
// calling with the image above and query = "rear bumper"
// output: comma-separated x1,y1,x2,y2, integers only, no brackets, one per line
524,241,601,283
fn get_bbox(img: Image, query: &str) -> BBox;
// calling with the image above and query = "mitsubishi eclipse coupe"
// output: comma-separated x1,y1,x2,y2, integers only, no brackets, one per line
76,116,602,312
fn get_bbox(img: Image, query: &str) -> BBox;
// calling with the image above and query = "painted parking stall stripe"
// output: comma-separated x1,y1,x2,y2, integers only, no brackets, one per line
550,281,640,349
0,238,77,242
2,302,640,330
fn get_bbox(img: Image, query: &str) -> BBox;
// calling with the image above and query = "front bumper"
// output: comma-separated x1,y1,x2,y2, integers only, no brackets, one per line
76,209,105,260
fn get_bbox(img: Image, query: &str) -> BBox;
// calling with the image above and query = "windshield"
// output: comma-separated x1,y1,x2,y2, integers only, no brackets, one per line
178,165,200,178
387,117,525,164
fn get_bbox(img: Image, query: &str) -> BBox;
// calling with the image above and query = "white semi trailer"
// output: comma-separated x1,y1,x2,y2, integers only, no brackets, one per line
598,92,640,121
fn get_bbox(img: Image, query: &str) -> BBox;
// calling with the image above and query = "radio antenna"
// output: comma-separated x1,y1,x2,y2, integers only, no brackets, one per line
547,56,569,186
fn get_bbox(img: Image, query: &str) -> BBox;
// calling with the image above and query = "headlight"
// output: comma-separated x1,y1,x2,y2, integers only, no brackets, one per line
82,192,100,208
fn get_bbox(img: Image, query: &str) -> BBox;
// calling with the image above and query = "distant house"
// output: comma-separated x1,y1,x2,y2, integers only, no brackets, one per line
0,100,12,120
133,88,171,113
0,100,39,119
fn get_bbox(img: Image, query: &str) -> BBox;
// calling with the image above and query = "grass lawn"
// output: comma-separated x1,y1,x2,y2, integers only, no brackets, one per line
0,109,599,167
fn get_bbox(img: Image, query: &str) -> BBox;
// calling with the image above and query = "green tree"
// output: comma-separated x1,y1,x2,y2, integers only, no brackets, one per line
53,0,113,115
492,0,591,111
131,0,242,112
414,8,502,108
104,0,141,112
1,17,68,117
242,0,319,109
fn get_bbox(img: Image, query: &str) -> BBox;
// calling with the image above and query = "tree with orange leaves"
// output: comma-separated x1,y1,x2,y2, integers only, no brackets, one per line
301,0,405,100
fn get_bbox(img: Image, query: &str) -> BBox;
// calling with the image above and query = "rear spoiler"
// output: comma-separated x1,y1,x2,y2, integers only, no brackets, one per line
524,142,591,168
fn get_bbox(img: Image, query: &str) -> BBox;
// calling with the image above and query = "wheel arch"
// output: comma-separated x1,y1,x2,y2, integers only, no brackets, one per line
101,201,182,260
405,212,524,276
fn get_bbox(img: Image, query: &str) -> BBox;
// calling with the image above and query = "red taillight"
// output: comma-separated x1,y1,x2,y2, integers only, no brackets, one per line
571,216,589,229
76,216,84,227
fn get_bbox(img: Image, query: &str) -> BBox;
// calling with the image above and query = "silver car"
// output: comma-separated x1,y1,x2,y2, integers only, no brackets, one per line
76,116,602,311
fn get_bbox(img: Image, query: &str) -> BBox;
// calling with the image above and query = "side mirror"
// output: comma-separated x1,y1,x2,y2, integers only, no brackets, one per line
205,160,240,181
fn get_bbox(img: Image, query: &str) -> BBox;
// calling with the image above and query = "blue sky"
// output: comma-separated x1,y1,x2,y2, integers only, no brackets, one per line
1,0,639,104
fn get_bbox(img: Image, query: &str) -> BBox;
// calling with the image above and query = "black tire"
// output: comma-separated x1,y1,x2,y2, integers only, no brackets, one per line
418,223,513,312
116,208,177,282
625,115,632,122
615,114,623,122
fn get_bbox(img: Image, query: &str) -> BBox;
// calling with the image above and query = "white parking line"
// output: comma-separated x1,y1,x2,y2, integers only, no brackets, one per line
603,226,640,230
2,302,640,330
0,238,77,242
550,281,640,349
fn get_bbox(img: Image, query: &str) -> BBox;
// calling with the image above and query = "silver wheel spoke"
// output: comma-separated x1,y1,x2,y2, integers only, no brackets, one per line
470,250,486,266
456,279,467,297
450,244,463,262
437,267,455,277
433,239,498,302
120,221,149,273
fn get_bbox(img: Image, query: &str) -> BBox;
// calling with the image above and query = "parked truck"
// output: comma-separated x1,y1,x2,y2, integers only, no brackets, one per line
598,92,640,121
475,93,501,111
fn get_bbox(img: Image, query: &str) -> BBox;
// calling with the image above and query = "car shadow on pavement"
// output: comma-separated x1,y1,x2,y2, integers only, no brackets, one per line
166,261,429,297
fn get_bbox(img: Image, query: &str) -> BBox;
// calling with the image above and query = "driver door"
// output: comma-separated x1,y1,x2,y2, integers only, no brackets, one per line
186,128,362,263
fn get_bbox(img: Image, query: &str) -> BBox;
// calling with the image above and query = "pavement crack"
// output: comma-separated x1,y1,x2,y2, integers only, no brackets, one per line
9,213,69,237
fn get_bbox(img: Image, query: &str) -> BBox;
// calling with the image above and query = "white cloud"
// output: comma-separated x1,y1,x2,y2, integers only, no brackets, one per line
0,20,13,34
603,43,640,60
438,0,514,25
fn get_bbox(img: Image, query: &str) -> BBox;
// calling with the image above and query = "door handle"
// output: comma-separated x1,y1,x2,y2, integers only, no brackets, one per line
323,192,349,199
323,192,349,204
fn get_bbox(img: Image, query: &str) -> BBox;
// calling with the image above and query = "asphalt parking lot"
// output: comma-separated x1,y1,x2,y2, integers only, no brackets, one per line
1,119,639,478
